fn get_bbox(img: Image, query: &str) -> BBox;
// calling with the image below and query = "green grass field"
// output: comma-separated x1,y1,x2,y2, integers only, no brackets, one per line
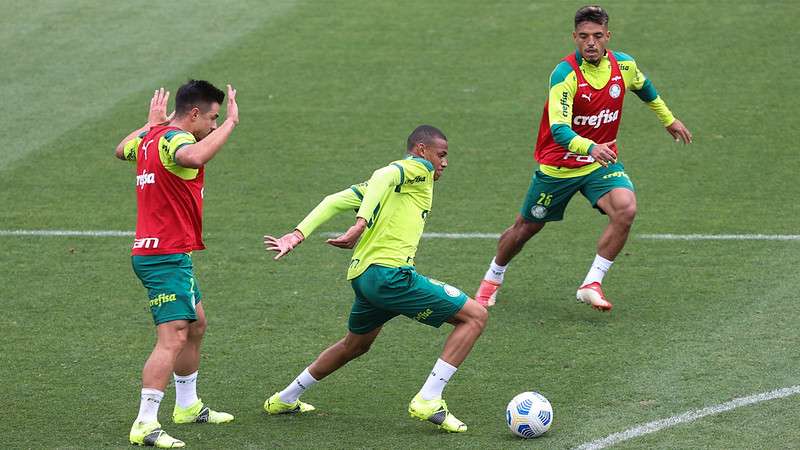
2,1,799,448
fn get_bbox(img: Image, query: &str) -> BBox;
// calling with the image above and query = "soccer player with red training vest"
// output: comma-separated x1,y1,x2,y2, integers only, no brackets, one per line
114,80,239,448
475,5,692,311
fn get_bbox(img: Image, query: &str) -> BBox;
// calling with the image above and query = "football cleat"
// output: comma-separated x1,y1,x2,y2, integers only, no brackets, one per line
129,421,185,448
576,282,613,311
172,399,234,424
475,279,500,308
263,392,316,415
408,393,467,433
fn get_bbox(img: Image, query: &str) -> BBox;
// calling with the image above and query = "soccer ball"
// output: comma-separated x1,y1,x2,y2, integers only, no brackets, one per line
506,391,553,438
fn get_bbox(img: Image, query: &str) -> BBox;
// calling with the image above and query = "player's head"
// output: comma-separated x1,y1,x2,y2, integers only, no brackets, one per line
407,125,448,181
174,79,225,140
573,5,611,65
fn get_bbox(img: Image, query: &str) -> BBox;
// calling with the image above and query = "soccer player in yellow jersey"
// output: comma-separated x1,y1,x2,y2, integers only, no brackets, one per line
262,125,488,433
476,5,692,310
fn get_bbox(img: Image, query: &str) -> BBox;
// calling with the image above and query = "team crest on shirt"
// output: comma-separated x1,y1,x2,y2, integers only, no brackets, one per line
530,205,547,219
444,284,462,297
609,83,622,99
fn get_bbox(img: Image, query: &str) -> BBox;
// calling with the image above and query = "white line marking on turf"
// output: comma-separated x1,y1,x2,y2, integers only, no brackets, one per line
638,233,800,241
0,229,134,237
574,385,800,450
2,230,798,241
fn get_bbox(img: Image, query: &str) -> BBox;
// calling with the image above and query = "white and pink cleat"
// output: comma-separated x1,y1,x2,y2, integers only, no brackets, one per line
475,279,500,308
576,282,613,311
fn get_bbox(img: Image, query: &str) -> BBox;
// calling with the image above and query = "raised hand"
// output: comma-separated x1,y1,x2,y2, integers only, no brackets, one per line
147,87,171,127
666,119,692,144
264,230,304,260
226,84,239,125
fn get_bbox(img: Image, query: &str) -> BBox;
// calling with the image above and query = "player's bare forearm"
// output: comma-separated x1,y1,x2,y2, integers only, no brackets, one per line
174,119,237,168
326,218,367,249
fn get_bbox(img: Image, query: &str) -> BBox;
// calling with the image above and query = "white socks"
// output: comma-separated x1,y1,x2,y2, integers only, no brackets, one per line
279,368,319,403
174,371,199,408
136,388,164,423
135,372,199,423
483,258,508,284
419,358,458,400
582,254,614,286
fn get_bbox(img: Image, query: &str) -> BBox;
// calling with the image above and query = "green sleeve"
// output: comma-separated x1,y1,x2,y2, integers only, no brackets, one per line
295,187,363,238
355,165,402,222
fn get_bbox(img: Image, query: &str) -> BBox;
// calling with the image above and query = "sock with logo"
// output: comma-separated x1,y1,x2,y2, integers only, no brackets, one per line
419,358,458,400
483,258,508,284
174,371,199,409
582,254,614,286
278,368,319,403
136,388,164,423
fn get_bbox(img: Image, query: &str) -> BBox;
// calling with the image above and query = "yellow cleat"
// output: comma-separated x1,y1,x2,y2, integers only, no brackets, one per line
129,421,185,448
408,394,467,433
263,392,316,415
172,399,234,424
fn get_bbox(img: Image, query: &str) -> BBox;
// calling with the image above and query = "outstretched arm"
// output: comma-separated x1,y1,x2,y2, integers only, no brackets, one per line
264,186,363,259
115,88,173,160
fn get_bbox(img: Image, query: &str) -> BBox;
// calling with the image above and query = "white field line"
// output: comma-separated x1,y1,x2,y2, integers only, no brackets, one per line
638,233,800,241
574,385,800,450
0,229,134,237
1,230,799,241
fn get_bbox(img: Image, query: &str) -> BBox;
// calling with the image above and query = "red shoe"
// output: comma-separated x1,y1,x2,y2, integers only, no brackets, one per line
576,282,613,311
475,279,500,308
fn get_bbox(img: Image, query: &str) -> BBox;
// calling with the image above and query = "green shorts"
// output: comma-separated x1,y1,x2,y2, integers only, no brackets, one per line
520,162,634,222
131,253,202,325
348,265,468,335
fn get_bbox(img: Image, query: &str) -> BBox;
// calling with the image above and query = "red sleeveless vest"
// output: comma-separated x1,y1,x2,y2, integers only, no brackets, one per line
534,51,626,168
132,125,205,255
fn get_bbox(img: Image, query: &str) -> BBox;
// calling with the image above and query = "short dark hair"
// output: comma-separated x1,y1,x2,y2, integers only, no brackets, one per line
175,79,225,116
574,5,609,28
407,125,447,152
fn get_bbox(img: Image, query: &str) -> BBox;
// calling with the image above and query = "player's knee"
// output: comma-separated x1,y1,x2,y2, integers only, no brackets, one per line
513,215,543,240
463,300,488,333
158,327,189,353
472,303,489,331
189,316,207,338
616,203,637,226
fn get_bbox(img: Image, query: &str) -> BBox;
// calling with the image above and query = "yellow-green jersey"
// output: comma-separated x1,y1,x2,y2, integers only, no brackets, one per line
295,155,435,280
123,128,198,180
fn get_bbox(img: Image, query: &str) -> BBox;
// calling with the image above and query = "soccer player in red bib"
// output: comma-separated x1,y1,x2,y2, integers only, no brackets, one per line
114,81,239,448
475,5,692,311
